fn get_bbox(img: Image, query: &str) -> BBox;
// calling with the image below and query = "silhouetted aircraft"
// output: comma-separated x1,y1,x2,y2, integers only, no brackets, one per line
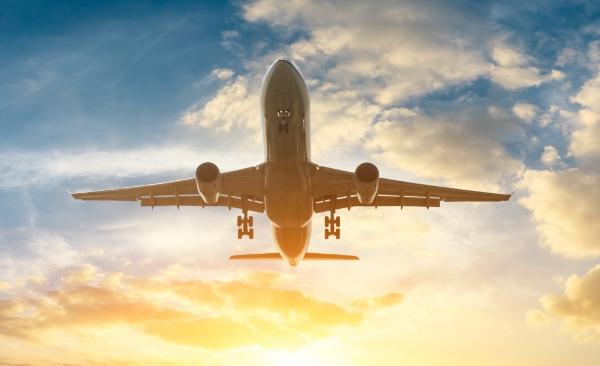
72,58,511,266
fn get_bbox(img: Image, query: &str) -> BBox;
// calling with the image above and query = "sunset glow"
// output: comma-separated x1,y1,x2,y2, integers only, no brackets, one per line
2,1,600,365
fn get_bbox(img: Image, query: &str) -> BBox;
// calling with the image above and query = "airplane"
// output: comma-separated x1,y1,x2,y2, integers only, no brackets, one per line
72,58,511,266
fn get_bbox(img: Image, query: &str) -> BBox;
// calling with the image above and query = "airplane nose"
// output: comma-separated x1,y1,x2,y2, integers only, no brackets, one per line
270,58,299,77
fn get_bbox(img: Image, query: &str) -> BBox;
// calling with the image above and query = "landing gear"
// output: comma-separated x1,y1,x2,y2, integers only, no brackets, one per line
324,196,341,239
237,196,254,239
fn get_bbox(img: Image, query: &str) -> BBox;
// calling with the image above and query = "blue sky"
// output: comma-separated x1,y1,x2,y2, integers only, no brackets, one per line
2,1,600,365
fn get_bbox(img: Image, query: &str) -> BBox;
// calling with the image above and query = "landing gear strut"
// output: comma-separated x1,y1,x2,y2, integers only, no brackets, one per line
237,196,254,239
324,195,340,239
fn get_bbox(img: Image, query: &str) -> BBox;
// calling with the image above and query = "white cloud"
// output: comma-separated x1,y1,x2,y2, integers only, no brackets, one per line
570,72,600,163
490,40,564,90
210,68,235,80
180,76,263,146
243,0,491,104
520,169,600,258
0,146,237,189
512,102,539,122
540,145,560,166
367,107,522,189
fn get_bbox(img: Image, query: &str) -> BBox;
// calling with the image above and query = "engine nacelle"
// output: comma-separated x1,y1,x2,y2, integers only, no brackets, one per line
195,162,221,204
354,162,379,205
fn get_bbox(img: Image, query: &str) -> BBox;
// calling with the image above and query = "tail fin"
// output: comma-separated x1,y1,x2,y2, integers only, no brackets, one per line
229,252,359,261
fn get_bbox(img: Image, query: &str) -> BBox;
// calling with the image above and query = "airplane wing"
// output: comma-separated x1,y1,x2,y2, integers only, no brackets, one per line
72,165,266,213
311,165,511,213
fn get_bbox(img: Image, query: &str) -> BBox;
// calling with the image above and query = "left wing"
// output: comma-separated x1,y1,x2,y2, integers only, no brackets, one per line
72,165,266,213
311,165,510,213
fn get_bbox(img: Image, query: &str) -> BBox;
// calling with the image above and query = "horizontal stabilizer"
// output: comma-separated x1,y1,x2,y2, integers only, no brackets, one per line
229,253,282,260
229,252,359,261
304,253,359,260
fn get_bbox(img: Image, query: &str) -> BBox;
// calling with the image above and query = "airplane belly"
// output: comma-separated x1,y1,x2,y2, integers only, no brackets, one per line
264,163,312,228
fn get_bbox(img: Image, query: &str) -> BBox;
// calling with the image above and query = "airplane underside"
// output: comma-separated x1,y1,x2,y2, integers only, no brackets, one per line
71,58,511,266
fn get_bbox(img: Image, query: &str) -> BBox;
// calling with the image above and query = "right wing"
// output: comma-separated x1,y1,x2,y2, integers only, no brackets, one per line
311,165,510,213
72,165,266,213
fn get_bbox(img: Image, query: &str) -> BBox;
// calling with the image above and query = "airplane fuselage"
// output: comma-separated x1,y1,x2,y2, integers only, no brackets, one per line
261,59,313,265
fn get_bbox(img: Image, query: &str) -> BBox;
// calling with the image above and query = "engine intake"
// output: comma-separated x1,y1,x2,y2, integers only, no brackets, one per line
195,162,221,204
354,162,379,204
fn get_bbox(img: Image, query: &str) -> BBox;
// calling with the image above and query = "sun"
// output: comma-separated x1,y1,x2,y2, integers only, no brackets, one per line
267,349,325,366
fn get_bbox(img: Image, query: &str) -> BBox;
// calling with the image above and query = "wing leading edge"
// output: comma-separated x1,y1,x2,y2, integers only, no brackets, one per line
311,165,511,213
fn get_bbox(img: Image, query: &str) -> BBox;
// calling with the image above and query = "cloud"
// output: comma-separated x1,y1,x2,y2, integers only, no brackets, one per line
0,269,398,357
180,75,263,145
0,146,245,189
490,40,564,90
352,292,404,310
243,0,491,105
60,263,98,285
520,169,600,258
367,107,522,188
211,68,235,80
541,145,560,166
570,72,600,164
512,102,539,122
530,264,600,342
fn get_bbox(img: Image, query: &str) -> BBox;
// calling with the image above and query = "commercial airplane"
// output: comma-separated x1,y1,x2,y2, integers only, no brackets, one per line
72,58,511,266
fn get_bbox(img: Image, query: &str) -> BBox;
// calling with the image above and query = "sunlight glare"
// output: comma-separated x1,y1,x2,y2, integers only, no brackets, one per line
267,349,324,366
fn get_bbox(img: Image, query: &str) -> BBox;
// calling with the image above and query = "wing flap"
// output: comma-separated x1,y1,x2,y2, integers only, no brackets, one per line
314,195,441,213
140,195,265,212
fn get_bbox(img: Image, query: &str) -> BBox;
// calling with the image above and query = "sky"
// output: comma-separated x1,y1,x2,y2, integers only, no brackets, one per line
1,0,600,365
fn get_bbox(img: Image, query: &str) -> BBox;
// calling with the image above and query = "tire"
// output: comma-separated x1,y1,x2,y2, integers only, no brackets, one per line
237,216,243,227
248,229,254,239
237,228,243,239
334,216,340,227
325,216,330,226
248,216,254,227
335,229,340,239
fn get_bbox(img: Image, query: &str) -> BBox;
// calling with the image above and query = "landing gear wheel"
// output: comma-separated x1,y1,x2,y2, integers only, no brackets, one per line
334,216,340,227
237,228,243,239
248,228,254,239
325,216,330,226
334,228,340,239
237,216,243,227
248,216,254,226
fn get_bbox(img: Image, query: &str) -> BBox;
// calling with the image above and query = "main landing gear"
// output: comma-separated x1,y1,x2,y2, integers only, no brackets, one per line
324,196,341,239
237,196,254,239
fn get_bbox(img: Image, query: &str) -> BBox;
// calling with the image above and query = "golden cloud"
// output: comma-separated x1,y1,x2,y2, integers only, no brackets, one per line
530,264,600,342
0,269,392,353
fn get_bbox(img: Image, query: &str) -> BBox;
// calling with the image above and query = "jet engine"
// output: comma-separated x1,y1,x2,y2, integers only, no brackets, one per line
354,162,379,204
195,162,221,204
